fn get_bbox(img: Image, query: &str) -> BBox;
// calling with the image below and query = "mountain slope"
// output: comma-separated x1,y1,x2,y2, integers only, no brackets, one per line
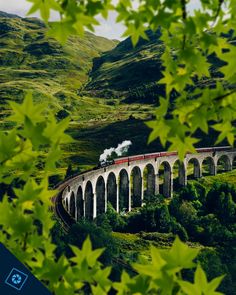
84,30,164,103
0,12,118,115
85,29,231,103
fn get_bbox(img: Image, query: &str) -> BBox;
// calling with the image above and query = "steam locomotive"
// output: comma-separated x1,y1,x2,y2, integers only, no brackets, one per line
98,146,232,168
99,160,115,167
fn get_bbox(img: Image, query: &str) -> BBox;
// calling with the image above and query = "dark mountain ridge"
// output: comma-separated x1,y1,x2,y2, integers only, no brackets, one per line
84,28,235,104
84,30,164,103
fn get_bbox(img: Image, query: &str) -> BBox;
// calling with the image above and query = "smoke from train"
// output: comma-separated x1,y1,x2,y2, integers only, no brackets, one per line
99,140,132,165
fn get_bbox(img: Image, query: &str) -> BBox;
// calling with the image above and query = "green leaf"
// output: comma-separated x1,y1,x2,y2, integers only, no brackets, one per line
123,23,148,46
113,271,132,295
8,92,46,125
43,116,73,145
161,236,200,272
27,0,62,22
48,21,76,44
220,45,236,83
146,119,171,146
14,178,42,207
169,136,199,161
0,130,18,164
70,236,104,268
178,265,225,295
213,122,235,145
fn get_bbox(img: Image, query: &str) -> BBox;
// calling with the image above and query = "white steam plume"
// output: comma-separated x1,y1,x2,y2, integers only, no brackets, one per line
99,140,132,162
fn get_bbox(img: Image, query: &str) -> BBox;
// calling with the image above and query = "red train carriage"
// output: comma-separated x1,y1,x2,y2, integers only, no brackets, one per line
128,155,145,162
196,146,231,153
213,146,232,152
144,153,161,160
160,151,178,157
196,147,213,153
113,146,233,167
114,157,129,165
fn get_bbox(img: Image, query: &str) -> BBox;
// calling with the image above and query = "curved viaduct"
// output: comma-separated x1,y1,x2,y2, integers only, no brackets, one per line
59,147,236,221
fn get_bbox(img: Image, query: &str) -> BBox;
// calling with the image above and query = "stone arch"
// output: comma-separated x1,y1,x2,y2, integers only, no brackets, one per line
202,156,216,176
187,158,201,179
131,166,142,207
62,186,69,199
65,198,69,212
68,186,71,192
96,176,106,215
107,172,117,210
143,164,156,198
76,186,84,220
158,161,172,197
69,192,76,219
217,155,232,173
233,156,236,169
118,169,129,212
85,181,93,220
173,160,186,190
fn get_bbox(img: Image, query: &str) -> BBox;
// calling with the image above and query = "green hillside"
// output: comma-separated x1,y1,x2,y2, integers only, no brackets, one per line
0,12,162,174
0,12,226,175
85,29,230,104
0,12,118,118
85,30,165,103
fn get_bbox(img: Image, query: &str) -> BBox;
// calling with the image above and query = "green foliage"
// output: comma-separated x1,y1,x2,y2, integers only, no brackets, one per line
25,0,236,158
0,94,225,294
198,248,235,295
169,181,236,246
99,202,127,231
127,237,223,295
67,220,119,265
205,183,236,223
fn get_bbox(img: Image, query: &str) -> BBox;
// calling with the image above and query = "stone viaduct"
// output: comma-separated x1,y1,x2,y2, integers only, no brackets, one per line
60,147,236,221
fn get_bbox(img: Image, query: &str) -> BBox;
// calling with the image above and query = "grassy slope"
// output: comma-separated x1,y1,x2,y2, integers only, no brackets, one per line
194,169,236,187
0,12,117,121
84,29,227,103
85,30,165,102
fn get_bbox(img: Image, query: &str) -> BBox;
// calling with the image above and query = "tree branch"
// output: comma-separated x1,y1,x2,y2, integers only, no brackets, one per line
181,0,187,50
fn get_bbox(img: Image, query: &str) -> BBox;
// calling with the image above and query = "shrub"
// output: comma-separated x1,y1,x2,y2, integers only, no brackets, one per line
67,221,119,264
155,204,172,233
104,202,127,231
170,219,189,242
206,185,236,224
179,183,199,201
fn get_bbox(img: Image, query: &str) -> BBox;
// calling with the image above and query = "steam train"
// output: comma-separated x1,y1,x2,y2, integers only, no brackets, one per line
99,146,232,168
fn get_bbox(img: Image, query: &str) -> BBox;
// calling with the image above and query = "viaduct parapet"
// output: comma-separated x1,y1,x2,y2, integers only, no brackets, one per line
59,147,236,221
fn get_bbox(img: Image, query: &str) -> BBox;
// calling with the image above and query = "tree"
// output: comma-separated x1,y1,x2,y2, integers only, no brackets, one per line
26,0,236,158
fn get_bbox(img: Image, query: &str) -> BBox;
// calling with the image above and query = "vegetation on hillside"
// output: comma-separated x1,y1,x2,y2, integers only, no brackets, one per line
84,30,164,102
0,12,117,117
